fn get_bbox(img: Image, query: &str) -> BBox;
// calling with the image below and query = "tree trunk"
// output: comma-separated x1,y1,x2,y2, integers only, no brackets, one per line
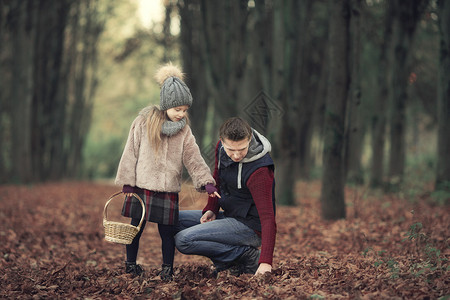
162,1,176,62
345,0,364,185
271,0,300,206
250,1,273,101
0,1,11,182
31,0,72,180
200,0,248,133
66,0,103,178
370,1,393,188
320,0,350,220
179,0,209,145
10,0,34,182
295,0,321,180
436,0,450,199
245,0,281,139
387,0,428,191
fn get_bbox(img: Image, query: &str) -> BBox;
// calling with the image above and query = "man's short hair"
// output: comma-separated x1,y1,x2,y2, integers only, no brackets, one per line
219,117,252,141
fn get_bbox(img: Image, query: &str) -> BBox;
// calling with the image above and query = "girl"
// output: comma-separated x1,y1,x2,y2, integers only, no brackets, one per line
115,63,217,281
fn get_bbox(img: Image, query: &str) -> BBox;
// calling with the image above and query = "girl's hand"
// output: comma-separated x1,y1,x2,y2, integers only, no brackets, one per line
125,193,133,197
200,210,216,223
205,183,221,198
255,263,272,275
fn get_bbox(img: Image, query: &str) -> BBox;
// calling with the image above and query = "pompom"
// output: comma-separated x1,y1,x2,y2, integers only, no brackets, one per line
154,62,184,86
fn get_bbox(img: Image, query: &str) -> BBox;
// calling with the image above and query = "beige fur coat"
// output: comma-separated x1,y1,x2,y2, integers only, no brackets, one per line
115,109,215,193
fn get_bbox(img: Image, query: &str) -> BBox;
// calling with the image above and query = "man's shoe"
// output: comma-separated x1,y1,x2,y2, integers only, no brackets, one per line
160,264,173,281
236,247,260,274
213,261,239,277
125,261,144,276
228,264,243,276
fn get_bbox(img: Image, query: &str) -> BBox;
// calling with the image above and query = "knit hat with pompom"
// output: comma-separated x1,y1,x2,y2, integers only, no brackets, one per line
155,63,193,111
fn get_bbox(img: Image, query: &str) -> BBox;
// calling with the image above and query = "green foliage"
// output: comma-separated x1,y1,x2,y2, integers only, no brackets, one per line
369,248,400,279
402,222,426,242
82,135,124,179
309,294,325,299
364,221,447,281
361,247,372,257
431,181,450,205
402,221,448,279
309,165,323,181
394,153,437,203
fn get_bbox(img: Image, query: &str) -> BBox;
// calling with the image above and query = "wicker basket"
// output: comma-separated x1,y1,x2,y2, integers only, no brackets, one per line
103,191,146,245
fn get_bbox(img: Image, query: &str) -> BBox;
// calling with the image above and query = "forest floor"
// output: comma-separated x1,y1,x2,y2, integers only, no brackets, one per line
0,181,448,299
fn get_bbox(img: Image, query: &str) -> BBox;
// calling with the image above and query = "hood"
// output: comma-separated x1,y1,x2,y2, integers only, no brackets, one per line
241,129,272,164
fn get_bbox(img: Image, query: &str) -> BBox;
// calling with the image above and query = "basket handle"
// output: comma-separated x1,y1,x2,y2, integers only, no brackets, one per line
103,191,146,231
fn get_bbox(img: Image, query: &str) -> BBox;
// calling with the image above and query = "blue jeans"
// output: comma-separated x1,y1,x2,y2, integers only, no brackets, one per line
175,210,261,265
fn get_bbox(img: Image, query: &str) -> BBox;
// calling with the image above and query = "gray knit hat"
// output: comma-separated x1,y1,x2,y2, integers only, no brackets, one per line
155,63,193,111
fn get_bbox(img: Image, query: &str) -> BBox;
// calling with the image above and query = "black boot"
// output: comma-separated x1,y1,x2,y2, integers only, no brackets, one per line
213,261,242,277
236,247,260,274
125,261,143,277
160,264,173,281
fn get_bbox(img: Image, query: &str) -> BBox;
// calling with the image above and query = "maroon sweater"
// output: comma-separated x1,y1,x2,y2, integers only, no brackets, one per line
203,142,277,265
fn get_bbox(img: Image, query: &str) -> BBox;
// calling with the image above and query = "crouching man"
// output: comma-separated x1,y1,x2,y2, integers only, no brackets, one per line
175,117,276,276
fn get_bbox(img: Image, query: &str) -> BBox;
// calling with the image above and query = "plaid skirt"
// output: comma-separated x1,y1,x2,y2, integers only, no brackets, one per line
121,190,179,225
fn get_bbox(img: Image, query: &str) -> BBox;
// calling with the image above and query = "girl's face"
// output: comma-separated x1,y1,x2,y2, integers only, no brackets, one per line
166,105,189,122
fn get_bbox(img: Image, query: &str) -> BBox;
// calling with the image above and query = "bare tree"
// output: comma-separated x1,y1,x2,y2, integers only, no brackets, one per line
298,1,327,180
387,0,429,190
31,0,72,180
345,0,365,185
270,0,300,205
65,0,105,177
178,0,209,142
8,0,35,182
369,1,392,188
320,0,350,220
0,1,10,181
436,0,450,200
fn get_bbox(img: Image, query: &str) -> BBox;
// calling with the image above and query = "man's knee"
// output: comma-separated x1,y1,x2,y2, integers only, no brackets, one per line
174,231,193,254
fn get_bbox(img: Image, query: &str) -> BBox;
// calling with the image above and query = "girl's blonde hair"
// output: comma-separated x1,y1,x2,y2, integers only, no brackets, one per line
147,106,166,153
146,105,190,153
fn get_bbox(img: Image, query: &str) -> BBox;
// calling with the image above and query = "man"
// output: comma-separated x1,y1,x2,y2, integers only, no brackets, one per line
175,117,276,275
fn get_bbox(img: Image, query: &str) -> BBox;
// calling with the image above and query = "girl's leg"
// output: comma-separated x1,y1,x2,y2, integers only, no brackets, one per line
126,218,147,263
158,223,176,281
158,224,176,265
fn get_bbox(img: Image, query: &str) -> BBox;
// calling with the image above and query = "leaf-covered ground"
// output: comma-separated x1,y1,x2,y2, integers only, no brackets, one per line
0,181,448,299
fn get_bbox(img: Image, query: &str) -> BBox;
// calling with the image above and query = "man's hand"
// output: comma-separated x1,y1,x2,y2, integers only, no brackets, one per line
200,210,216,223
255,263,272,275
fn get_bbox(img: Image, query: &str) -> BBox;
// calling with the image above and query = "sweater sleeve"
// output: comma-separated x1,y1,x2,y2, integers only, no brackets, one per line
182,126,215,191
202,141,221,215
247,167,277,266
115,117,143,187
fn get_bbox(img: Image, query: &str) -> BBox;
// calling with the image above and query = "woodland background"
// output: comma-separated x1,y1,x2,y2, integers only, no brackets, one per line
0,0,449,298
1,0,450,215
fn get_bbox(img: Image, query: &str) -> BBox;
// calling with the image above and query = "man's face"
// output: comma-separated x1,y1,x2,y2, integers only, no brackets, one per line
221,137,250,162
